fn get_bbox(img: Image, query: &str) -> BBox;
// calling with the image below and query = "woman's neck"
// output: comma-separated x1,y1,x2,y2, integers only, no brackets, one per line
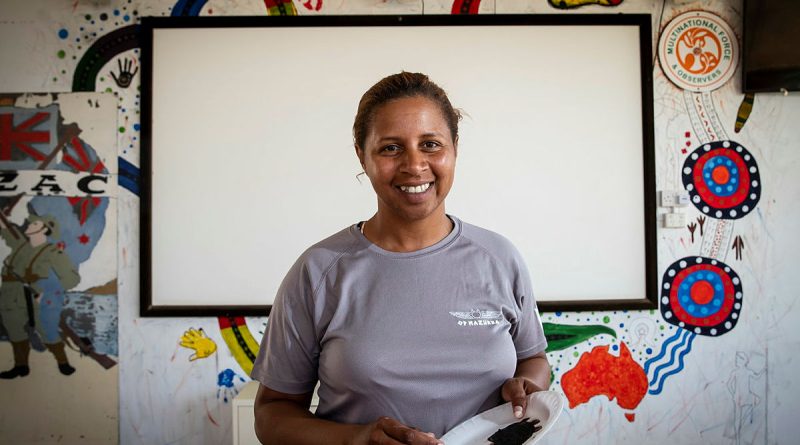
363,211,453,253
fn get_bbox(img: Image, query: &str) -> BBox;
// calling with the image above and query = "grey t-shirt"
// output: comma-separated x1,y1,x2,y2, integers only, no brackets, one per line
250,216,548,436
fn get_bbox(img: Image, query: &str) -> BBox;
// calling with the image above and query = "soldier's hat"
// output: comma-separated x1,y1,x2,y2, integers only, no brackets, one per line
26,214,60,240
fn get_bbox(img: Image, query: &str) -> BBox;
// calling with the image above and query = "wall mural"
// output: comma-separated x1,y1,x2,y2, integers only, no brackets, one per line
179,327,217,361
0,92,119,441
562,342,648,422
515,5,765,435
545,6,766,423
218,316,260,375
0,92,118,377
548,0,623,9
452,0,482,14
3,1,793,444
734,93,755,133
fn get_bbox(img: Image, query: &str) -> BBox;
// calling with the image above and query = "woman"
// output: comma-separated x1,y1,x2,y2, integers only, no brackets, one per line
251,72,550,445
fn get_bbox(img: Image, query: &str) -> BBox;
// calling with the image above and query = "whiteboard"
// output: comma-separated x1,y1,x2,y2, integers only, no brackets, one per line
140,15,657,316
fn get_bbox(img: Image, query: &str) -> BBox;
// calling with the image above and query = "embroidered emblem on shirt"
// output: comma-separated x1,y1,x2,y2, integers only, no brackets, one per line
449,309,503,326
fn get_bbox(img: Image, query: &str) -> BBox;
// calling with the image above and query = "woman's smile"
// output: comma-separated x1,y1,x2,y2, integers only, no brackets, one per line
397,182,432,194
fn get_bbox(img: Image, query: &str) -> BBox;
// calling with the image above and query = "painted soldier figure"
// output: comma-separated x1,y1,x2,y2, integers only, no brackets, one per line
0,214,80,378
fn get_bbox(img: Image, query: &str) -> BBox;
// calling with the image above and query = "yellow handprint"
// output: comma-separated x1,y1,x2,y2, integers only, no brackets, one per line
179,328,217,361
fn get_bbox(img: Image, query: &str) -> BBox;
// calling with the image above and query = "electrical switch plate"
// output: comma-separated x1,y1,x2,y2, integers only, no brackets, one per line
663,212,685,228
661,190,690,207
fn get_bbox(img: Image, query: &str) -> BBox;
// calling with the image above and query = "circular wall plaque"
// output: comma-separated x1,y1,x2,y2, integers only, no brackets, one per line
658,10,739,92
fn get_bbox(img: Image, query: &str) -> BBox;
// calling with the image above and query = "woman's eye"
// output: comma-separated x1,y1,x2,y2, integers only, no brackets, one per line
422,141,441,150
381,144,401,153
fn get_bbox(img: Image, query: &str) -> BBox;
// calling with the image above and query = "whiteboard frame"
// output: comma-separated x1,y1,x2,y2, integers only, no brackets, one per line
139,14,657,317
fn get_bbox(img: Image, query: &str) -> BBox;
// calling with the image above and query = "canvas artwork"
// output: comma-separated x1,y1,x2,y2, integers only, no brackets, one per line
0,92,118,442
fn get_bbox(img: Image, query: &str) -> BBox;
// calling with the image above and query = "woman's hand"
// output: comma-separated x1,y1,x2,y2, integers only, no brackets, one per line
349,416,443,445
500,377,546,419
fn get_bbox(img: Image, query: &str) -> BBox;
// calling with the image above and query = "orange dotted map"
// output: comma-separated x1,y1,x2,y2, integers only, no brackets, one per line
560,342,648,422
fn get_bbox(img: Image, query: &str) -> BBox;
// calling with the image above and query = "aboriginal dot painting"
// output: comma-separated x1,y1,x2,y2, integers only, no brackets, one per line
661,256,743,336
682,140,761,219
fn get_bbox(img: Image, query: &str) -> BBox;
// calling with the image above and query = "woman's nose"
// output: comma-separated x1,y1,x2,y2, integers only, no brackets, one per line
401,149,428,174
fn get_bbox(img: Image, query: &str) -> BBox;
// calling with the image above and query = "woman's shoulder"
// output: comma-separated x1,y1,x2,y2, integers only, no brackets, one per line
452,217,530,273
456,217,519,255
293,224,363,273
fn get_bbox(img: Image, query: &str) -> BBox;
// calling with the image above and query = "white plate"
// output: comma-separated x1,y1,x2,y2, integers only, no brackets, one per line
440,391,564,445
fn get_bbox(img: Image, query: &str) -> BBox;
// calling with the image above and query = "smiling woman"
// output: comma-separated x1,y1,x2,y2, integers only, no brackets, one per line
249,72,551,445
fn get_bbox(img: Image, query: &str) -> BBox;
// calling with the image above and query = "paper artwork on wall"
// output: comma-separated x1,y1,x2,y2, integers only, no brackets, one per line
0,92,118,375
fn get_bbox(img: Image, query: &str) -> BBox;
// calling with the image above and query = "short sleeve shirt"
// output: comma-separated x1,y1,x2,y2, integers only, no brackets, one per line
250,216,547,436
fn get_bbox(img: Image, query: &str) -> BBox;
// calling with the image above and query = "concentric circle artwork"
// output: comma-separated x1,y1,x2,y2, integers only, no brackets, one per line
660,256,743,336
682,140,761,219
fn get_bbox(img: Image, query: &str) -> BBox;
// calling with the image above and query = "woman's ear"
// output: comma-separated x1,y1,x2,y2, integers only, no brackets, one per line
453,136,459,157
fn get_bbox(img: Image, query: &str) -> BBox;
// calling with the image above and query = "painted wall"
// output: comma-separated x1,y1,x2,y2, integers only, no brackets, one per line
1,0,799,444
0,90,120,444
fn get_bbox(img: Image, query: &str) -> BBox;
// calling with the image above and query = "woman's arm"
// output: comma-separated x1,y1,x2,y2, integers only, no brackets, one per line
500,352,551,419
254,384,443,445
254,384,355,445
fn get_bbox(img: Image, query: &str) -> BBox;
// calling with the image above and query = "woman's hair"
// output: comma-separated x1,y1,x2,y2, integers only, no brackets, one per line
353,71,462,150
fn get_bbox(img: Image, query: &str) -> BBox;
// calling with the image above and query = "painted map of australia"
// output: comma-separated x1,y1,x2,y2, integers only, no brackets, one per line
561,342,648,422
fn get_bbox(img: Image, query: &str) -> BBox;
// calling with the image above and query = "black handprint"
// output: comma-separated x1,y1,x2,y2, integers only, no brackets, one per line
111,57,138,88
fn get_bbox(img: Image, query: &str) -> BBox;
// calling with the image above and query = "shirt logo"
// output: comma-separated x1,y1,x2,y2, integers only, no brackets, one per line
449,309,503,327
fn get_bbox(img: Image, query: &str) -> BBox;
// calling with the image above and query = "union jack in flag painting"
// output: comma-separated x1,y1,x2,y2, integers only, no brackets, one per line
60,135,108,226
0,105,58,169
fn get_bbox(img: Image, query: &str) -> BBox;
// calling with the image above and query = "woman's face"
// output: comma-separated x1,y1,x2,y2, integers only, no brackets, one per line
357,96,457,224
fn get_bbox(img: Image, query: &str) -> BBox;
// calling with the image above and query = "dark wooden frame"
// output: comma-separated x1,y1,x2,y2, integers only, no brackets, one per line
742,0,800,93
139,13,656,317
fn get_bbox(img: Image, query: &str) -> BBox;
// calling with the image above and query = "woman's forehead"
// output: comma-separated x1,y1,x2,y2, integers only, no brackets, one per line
370,97,449,129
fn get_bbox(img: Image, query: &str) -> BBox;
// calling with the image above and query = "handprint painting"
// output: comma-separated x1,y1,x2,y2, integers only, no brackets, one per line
180,328,217,361
111,58,138,89
0,93,118,387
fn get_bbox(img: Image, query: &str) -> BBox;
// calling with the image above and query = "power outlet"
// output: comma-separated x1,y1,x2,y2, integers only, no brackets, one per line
663,212,685,228
661,190,690,207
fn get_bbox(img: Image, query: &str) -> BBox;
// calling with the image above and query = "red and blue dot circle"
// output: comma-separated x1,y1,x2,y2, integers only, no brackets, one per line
660,256,742,336
682,140,760,219
703,156,738,196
